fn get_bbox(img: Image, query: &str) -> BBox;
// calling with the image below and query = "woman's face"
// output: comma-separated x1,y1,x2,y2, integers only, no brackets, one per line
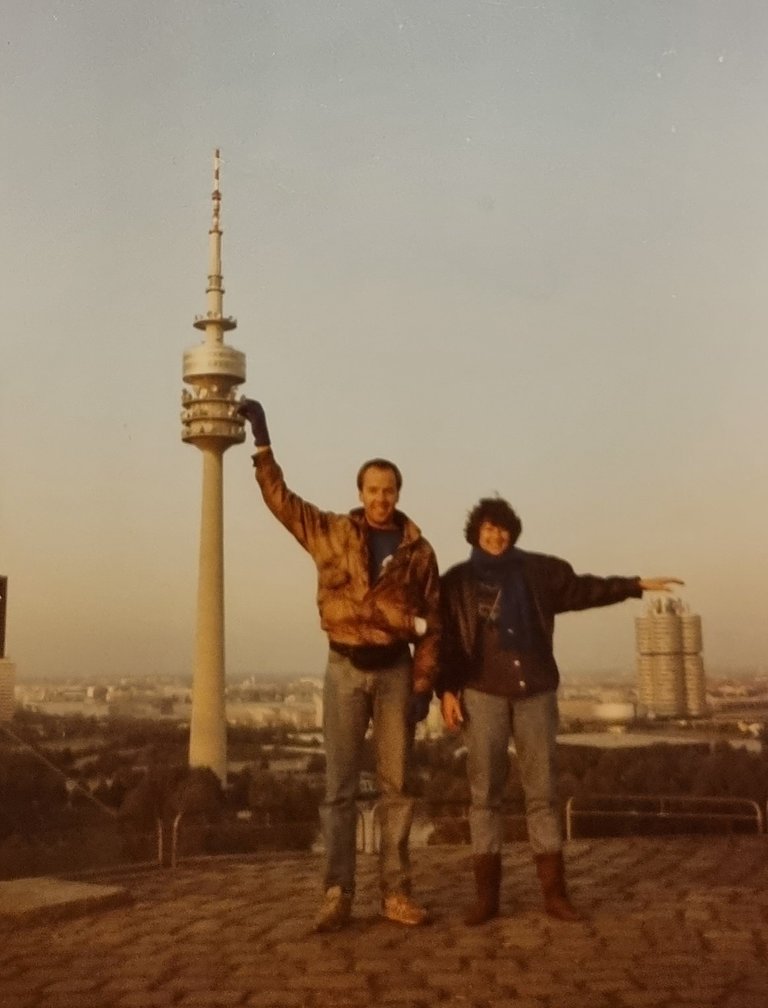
477,521,511,557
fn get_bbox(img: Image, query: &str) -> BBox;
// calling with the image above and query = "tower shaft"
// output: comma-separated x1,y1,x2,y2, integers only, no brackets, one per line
188,448,227,780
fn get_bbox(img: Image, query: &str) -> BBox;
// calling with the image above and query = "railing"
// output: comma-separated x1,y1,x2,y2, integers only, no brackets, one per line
565,794,764,841
359,798,527,854
361,795,766,853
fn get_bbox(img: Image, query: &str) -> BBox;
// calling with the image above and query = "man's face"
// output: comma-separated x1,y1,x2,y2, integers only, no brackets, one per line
359,466,400,529
477,521,511,557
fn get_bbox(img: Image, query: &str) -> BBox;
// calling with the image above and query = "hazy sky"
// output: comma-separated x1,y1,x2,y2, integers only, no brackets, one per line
2,1,766,682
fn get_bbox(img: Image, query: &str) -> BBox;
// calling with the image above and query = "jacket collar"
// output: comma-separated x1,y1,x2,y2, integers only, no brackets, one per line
348,507,421,545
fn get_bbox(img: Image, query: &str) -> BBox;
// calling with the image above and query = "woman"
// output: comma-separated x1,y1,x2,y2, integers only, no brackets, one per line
437,496,682,925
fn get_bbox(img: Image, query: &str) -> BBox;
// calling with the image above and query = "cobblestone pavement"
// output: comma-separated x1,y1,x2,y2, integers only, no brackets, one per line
1,836,767,1008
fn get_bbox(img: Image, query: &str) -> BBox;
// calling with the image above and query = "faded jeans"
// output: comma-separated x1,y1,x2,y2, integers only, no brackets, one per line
463,687,562,856
321,649,414,898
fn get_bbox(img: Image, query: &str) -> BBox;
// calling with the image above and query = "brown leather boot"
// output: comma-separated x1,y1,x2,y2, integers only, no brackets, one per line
534,850,583,922
464,852,502,926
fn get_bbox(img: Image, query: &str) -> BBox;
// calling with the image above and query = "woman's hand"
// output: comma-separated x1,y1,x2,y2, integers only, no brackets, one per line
638,577,685,592
440,691,464,731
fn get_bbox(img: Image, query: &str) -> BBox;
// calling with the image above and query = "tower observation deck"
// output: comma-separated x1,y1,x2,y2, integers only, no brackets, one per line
181,150,246,446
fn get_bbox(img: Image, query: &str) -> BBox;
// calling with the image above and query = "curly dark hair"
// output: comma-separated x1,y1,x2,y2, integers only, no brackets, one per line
464,497,522,547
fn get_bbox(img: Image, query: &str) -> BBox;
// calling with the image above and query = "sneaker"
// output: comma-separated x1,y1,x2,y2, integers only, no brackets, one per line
314,885,352,932
381,891,430,926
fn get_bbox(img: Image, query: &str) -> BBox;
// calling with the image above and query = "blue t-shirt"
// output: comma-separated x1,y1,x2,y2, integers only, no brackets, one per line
367,528,402,584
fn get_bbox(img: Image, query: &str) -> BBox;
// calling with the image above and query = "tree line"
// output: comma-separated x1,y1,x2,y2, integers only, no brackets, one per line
1,711,767,878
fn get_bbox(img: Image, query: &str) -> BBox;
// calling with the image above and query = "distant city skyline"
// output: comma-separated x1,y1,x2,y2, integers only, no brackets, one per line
2,2,767,681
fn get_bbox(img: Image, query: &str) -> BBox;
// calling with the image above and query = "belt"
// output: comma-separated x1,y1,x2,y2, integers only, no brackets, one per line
329,640,410,670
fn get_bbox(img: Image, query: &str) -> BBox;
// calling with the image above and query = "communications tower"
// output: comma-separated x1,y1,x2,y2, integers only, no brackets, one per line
181,151,246,782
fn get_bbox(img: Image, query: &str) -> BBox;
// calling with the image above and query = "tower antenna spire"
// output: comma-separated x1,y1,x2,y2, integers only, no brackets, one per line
196,148,233,339
212,147,221,228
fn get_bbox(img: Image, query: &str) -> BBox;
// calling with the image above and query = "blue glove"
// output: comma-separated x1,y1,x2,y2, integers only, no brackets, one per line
408,691,432,725
237,399,271,447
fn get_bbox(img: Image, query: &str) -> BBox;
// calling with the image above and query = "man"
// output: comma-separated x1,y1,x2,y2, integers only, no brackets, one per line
238,399,439,931
437,496,683,925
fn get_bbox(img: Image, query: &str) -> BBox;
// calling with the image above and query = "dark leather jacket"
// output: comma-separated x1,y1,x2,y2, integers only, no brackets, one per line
437,550,642,699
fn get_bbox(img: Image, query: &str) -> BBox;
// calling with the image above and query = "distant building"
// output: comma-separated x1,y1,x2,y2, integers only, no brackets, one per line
226,699,319,730
635,598,707,718
0,660,14,722
0,574,16,723
558,698,636,726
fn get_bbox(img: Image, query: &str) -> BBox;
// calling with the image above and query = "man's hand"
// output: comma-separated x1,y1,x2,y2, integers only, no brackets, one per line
440,692,463,731
638,577,685,593
237,398,271,447
413,617,427,638
407,691,432,726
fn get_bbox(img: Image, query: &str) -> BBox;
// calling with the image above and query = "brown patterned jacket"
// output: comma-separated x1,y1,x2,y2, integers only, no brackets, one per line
253,449,440,692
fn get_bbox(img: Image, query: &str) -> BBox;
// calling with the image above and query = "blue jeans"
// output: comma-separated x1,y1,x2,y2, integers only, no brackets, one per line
321,649,414,898
462,687,562,856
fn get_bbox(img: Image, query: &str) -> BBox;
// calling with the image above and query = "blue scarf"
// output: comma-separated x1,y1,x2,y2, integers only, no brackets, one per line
470,547,535,652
